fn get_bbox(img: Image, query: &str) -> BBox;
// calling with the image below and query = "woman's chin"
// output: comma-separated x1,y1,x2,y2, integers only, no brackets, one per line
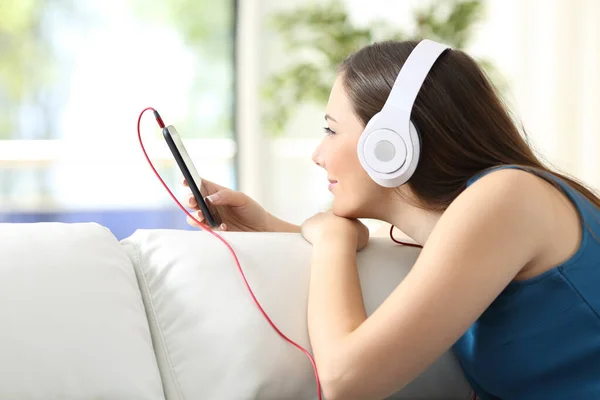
332,199,368,220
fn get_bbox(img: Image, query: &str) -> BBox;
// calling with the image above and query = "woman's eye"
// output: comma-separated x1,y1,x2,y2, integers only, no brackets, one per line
323,126,336,136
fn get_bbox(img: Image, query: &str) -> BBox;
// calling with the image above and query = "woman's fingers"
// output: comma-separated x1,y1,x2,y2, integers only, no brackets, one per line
186,212,228,231
186,193,198,208
186,210,205,227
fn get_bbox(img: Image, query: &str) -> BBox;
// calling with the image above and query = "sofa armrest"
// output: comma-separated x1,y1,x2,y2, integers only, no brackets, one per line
0,222,164,400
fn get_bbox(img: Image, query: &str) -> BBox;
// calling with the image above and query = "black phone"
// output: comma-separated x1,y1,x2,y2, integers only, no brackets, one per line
162,125,223,228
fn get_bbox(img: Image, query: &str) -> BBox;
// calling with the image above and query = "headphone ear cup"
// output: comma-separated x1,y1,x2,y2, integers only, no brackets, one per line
362,112,382,134
405,119,421,179
357,111,381,171
357,116,420,188
412,120,422,150
359,113,409,173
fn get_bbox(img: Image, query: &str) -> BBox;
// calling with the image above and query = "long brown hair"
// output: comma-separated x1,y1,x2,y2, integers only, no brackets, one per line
339,40,600,212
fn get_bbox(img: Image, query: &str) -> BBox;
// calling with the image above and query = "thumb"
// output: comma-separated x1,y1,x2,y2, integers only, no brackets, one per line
182,175,223,192
205,189,247,207
200,178,223,193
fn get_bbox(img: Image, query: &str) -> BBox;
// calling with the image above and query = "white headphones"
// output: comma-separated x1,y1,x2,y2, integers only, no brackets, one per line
357,39,450,188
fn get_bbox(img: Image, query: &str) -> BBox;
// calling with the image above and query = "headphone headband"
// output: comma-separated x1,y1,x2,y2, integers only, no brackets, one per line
382,40,450,116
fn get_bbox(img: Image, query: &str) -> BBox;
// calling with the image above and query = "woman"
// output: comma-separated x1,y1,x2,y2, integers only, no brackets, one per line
183,40,600,399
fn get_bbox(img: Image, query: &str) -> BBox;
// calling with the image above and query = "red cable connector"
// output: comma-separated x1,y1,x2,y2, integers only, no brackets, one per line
153,110,165,129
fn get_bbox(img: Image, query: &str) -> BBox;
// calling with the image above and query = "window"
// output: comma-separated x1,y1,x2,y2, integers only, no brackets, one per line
0,0,237,240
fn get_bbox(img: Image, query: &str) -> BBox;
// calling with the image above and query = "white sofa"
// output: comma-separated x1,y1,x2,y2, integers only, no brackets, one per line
0,222,473,399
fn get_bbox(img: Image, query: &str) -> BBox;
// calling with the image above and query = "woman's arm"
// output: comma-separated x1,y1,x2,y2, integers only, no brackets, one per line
266,212,301,233
307,169,551,400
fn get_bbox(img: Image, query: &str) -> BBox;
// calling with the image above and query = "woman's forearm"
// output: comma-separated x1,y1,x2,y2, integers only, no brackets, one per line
266,213,301,233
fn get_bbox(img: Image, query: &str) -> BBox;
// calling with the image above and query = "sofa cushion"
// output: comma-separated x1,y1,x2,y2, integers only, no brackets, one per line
122,229,472,400
0,223,164,400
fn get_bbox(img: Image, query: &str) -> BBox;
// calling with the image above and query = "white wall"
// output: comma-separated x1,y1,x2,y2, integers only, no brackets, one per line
237,0,600,227
469,0,600,190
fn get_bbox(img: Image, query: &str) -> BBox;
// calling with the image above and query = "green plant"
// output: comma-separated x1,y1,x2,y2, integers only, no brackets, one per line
263,0,499,136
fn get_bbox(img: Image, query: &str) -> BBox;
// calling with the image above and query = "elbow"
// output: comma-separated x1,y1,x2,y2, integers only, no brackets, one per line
320,373,346,400
318,359,356,400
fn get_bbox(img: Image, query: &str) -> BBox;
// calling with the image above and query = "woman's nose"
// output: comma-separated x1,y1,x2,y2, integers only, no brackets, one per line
312,147,325,168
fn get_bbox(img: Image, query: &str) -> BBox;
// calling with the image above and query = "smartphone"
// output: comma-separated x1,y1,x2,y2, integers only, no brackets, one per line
162,125,223,228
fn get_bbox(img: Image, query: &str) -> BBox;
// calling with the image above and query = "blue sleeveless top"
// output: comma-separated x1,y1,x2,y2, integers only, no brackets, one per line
452,165,600,399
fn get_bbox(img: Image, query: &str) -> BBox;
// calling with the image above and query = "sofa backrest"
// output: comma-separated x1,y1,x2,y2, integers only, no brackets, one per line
122,229,473,400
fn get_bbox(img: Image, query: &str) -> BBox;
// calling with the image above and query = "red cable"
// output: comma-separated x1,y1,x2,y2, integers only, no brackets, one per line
137,108,322,399
389,225,423,248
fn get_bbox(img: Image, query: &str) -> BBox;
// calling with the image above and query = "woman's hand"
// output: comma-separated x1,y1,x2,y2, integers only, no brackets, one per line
301,211,370,251
182,177,272,232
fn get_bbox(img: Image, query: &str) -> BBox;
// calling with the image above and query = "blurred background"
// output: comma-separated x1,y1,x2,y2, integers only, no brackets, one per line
1,0,599,240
